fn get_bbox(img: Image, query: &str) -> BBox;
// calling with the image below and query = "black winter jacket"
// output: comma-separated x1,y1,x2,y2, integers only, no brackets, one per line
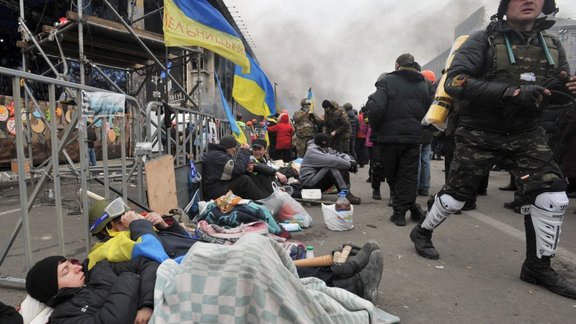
366,68,432,144
159,226,198,258
47,258,158,324
444,18,570,133
203,143,251,200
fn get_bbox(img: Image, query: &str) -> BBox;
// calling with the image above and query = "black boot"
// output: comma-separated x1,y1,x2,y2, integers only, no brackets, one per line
372,189,381,200
521,215,576,299
331,249,369,278
331,240,381,278
520,257,576,299
409,203,425,222
389,210,406,226
410,223,439,259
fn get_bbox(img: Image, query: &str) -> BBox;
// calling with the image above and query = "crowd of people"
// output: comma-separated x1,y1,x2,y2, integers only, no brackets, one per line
3,0,576,323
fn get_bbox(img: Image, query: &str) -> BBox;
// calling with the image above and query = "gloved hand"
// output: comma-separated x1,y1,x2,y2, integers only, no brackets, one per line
503,85,548,119
511,85,548,108
349,160,358,174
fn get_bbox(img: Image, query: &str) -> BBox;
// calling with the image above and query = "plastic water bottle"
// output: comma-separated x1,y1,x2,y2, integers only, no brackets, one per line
335,191,351,211
306,245,315,259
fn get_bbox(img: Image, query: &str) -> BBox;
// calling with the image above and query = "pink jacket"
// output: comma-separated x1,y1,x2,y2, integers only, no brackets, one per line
365,126,373,148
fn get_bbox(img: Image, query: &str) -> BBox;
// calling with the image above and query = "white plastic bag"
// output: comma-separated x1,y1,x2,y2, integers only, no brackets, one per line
258,185,313,228
321,203,354,231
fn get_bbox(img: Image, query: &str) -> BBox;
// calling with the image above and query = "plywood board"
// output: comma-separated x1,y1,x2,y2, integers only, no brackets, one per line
145,155,177,214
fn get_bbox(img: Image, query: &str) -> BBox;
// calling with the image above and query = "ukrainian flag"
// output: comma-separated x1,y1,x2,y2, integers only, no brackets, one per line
215,73,248,144
163,0,250,73
233,55,277,118
307,87,315,112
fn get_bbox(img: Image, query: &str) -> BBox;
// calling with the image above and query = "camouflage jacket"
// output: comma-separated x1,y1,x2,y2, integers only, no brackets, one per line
323,106,351,140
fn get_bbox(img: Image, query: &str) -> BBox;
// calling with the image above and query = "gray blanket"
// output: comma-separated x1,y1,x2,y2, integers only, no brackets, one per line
151,234,399,323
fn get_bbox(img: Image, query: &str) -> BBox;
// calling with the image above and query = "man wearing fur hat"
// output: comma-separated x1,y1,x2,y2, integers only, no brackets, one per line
410,0,576,299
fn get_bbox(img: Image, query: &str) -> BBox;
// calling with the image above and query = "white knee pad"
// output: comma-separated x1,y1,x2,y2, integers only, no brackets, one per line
530,191,569,258
421,194,466,230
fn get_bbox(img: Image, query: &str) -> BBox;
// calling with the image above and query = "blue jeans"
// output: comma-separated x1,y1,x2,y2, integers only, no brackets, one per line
88,147,97,167
417,144,431,194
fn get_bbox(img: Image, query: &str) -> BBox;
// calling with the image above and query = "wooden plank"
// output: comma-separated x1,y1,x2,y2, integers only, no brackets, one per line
145,155,177,214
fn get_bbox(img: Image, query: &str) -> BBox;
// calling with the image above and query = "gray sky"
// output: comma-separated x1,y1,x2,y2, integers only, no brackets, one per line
224,0,576,113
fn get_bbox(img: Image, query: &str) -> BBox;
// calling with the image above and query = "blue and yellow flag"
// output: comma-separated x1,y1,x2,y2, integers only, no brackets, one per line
163,0,250,73
307,87,315,112
233,55,277,118
215,73,247,144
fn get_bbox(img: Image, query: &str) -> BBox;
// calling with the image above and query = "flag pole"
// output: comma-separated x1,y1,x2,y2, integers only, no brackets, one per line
274,82,278,114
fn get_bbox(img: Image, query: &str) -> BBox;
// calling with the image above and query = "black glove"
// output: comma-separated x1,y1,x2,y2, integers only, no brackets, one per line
349,160,358,174
502,85,547,119
512,85,547,108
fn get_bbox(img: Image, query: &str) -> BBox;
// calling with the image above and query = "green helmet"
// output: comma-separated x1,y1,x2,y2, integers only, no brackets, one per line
88,198,129,235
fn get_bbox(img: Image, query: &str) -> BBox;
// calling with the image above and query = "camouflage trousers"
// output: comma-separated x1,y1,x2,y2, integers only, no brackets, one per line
444,126,564,203
295,136,313,158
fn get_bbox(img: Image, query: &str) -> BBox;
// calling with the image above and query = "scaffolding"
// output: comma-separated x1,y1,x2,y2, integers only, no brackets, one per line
0,0,236,288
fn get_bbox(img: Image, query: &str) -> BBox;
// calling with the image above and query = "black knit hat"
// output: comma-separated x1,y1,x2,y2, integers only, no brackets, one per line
496,0,558,19
314,133,330,147
321,100,333,109
26,256,66,303
220,135,238,148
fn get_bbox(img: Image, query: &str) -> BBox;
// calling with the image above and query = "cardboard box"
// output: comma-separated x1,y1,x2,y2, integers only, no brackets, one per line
11,159,31,174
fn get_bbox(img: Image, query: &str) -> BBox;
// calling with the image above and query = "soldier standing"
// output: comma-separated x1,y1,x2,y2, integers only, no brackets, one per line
292,98,320,158
322,100,351,154
410,0,576,299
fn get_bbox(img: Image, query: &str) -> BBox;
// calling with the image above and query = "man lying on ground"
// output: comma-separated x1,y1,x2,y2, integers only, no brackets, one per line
86,198,384,303
25,255,157,324
24,199,386,323
300,133,362,204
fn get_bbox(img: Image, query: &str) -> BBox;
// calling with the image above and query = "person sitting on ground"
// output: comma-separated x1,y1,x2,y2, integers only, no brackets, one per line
248,138,291,195
203,134,270,200
300,133,361,204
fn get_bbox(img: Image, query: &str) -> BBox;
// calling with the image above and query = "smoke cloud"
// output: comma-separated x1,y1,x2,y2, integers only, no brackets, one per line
225,0,576,113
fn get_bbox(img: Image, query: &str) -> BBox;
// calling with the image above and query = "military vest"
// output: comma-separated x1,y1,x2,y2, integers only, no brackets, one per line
489,31,558,86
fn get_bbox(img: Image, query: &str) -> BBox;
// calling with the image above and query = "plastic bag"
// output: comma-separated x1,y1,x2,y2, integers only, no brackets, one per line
258,184,313,228
188,160,202,184
258,187,284,216
321,203,354,231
